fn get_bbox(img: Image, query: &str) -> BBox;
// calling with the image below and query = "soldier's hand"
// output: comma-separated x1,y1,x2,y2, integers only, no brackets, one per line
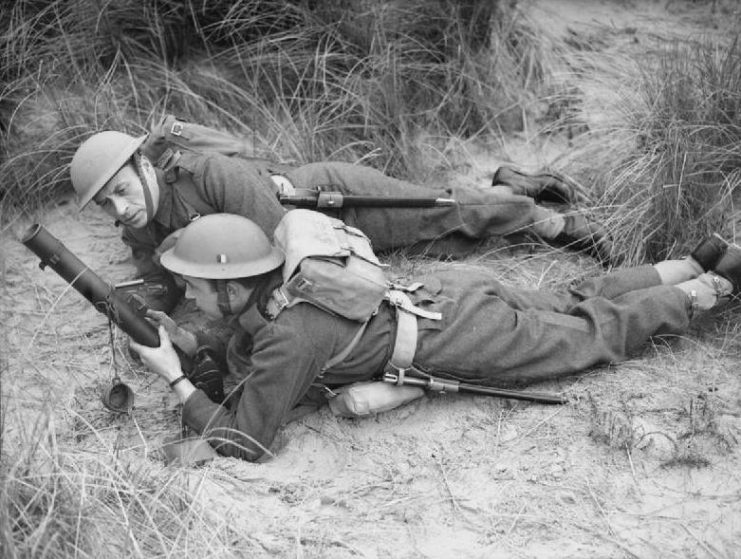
130,326,183,384
145,309,198,356
492,166,591,205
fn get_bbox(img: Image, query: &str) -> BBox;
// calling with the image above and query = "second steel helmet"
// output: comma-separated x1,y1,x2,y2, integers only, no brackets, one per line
160,214,285,279
70,131,147,209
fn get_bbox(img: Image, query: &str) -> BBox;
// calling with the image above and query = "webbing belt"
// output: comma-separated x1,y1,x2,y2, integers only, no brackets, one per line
265,286,441,376
384,289,441,373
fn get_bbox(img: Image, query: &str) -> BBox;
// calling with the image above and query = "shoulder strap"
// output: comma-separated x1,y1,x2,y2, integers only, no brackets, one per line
165,155,218,222
263,285,369,376
320,320,370,375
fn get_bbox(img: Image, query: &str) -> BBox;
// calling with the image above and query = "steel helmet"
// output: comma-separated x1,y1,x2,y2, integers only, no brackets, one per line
160,214,285,279
71,131,147,209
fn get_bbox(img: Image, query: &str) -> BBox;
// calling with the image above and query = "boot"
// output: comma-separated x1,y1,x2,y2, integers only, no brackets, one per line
492,165,587,205
678,272,734,313
689,234,727,271
551,214,612,265
711,243,741,294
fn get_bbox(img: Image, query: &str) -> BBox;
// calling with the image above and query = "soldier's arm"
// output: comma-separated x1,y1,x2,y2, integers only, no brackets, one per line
194,153,287,236
181,308,340,461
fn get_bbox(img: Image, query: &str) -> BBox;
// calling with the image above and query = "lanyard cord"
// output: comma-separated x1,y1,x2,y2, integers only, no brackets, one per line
105,296,121,385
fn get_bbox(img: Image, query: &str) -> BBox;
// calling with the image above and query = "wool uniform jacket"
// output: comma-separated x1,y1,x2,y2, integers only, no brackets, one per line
119,151,552,310
181,264,691,461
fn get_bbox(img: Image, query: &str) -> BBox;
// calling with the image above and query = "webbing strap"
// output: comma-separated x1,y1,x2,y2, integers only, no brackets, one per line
385,289,442,321
133,154,156,223
388,305,417,371
264,285,368,376
265,286,289,319
320,321,369,375
384,289,440,373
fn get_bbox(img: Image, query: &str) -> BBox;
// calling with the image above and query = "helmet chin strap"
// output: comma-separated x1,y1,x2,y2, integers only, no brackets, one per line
215,277,264,317
133,154,159,223
216,280,232,317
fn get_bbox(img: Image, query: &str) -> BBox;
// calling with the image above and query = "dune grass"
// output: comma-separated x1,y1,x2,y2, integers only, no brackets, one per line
0,408,264,558
569,36,741,264
0,0,548,212
2,1,741,557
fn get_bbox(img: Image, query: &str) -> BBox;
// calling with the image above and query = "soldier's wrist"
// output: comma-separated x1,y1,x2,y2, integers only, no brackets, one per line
164,366,186,385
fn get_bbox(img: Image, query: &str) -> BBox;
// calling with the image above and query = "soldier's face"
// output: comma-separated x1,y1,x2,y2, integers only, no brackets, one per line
94,163,149,229
183,276,221,318
182,276,254,318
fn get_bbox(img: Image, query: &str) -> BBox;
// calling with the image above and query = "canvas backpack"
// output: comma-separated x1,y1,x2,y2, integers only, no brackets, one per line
267,209,389,323
266,209,428,417
140,114,269,178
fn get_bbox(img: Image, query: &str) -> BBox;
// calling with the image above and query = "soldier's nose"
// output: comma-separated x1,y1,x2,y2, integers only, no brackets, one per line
111,196,128,218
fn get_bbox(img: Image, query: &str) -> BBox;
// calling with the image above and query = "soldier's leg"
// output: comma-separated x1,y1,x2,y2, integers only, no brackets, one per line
285,162,569,253
486,282,696,385
486,272,732,385
484,265,664,314
418,273,700,387
489,254,710,314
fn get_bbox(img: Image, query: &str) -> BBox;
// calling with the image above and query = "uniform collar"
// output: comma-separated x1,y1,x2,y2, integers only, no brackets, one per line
236,269,284,332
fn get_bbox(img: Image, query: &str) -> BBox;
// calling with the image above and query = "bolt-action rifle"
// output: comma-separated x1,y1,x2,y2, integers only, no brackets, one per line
278,187,456,209
383,369,567,405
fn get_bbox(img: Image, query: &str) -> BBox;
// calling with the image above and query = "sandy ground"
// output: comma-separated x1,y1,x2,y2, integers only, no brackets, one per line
3,1,741,557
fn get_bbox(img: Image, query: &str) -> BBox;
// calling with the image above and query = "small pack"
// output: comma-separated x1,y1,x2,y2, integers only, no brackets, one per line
270,209,389,322
140,114,266,172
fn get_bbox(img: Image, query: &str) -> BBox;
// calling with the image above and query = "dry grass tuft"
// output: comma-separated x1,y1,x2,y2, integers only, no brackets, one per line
0,0,547,210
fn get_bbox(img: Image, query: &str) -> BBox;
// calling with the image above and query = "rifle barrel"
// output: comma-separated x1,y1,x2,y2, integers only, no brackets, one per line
455,382,567,405
383,371,565,405
279,193,456,208
334,196,455,208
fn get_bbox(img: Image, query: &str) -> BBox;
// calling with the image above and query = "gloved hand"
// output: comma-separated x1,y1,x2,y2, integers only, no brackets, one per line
188,346,226,403
492,165,589,205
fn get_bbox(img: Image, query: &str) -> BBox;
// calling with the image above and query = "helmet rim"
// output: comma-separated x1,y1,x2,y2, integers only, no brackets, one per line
160,247,285,279
72,132,147,210
159,214,285,280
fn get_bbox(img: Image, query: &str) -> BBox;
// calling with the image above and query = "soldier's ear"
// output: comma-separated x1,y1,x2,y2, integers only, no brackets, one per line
226,280,251,303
